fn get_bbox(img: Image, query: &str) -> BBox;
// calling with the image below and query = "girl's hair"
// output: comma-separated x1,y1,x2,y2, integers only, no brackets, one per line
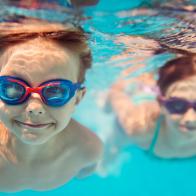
157,54,196,95
0,19,92,83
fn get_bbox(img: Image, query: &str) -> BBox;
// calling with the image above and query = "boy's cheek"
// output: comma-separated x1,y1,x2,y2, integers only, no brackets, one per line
0,103,11,127
52,101,76,119
67,97,78,113
0,102,20,122
0,102,8,119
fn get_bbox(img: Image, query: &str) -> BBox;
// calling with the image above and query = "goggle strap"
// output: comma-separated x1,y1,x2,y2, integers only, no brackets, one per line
75,83,85,90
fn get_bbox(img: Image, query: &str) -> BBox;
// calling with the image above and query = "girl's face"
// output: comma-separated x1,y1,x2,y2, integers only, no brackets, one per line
162,76,196,133
0,40,85,145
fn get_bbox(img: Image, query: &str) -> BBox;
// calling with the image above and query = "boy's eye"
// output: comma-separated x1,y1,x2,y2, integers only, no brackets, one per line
43,85,70,99
3,82,24,99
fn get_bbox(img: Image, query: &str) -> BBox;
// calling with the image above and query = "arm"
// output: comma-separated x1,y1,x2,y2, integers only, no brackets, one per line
108,73,160,137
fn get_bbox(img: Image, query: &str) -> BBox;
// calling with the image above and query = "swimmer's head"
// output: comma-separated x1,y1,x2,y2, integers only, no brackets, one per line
157,55,196,133
0,19,92,83
0,19,91,145
158,55,196,96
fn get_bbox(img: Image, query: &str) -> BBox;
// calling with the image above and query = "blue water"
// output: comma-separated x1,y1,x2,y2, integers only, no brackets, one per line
1,0,196,195
2,147,196,196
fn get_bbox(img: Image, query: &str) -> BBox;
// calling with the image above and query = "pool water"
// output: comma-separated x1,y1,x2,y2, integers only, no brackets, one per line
1,0,196,195
2,147,196,196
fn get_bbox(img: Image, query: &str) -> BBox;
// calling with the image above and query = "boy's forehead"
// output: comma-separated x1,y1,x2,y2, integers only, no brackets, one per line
0,40,80,84
11,39,67,56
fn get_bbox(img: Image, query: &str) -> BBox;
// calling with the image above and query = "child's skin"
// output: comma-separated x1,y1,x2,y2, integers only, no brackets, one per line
0,29,102,192
108,56,196,159
100,35,196,160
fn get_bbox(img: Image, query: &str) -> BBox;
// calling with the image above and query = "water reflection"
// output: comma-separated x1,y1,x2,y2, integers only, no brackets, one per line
4,0,99,8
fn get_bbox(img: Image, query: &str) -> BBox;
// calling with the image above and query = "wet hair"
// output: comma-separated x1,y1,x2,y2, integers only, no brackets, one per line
0,19,92,83
157,54,196,95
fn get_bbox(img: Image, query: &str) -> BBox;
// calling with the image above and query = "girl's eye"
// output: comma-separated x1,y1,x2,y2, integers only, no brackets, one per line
173,101,186,110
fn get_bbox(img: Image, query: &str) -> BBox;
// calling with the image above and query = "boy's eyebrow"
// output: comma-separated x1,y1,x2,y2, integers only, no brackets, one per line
8,71,31,84
9,71,25,79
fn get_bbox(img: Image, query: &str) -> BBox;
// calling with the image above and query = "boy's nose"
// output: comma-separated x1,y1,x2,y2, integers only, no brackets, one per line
26,93,46,116
27,106,45,116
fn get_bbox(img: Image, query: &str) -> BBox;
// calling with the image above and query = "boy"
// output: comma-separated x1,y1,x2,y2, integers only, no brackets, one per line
0,19,103,192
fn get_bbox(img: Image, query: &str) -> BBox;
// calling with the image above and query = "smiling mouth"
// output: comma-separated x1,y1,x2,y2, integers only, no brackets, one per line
180,125,196,131
15,120,53,128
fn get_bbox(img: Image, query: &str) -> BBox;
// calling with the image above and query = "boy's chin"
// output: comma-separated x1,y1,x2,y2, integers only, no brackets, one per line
12,128,54,145
12,121,56,143
19,132,50,145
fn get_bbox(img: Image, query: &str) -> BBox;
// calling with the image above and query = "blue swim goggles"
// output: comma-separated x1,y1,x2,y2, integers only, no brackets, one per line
0,76,84,107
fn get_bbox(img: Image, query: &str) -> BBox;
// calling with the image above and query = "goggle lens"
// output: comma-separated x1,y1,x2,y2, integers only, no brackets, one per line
0,80,25,101
42,84,71,106
166,99,188,114
0,76,82,107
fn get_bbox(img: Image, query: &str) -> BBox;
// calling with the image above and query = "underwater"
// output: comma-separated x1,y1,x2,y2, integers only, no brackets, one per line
0,0,196,195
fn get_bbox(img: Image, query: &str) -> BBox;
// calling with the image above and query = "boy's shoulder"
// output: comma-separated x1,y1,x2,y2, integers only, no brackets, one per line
69,119,103,164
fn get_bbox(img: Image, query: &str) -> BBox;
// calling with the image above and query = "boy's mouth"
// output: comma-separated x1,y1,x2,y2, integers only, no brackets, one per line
15,120,53,128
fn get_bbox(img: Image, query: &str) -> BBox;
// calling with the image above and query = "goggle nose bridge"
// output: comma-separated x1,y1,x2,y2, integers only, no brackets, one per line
26,86,42,94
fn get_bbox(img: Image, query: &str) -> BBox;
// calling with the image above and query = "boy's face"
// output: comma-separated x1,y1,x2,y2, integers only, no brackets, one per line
0,40,85,145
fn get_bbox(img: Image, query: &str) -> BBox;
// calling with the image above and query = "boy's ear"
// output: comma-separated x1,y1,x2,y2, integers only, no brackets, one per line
75,87,86,105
